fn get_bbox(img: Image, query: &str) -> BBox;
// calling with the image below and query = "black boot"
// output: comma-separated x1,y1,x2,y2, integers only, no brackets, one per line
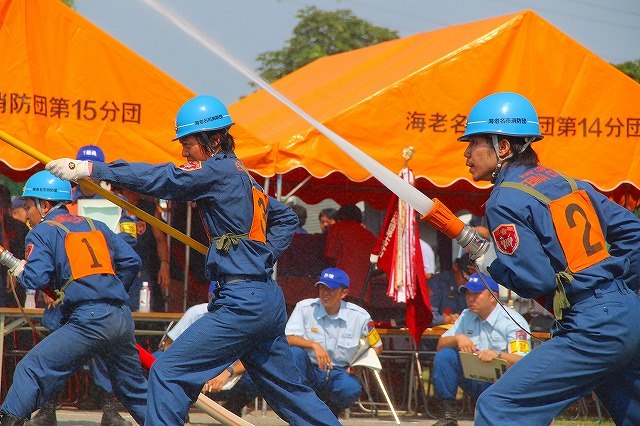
77,382,104,410
26,394,58,426
0,411,26,426
431,398,458,426
100,394,131,426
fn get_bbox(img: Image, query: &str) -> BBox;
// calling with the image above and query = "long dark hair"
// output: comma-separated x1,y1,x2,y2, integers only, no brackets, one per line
197,129,235,156
479,134,539,166
505,135,539,166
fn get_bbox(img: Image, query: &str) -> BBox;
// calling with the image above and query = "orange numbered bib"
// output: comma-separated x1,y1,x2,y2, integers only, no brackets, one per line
211,162,270,252
65,230,115,279
248,185,268,243
501,176,609,274
548,190,609,273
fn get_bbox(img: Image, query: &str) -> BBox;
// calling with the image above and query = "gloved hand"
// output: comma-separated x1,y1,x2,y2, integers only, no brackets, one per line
472,241,497,276
46,158,91,181
0,245,25,278
9,259,26,278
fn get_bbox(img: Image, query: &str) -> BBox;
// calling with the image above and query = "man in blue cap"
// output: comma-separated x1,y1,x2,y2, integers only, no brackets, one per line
430,273,531,426
285,267,383,418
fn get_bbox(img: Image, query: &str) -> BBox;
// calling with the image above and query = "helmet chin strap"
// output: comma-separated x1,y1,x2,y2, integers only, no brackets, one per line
35,200,66,223
490,134,511,184
490,135,536,184
35,199,45,222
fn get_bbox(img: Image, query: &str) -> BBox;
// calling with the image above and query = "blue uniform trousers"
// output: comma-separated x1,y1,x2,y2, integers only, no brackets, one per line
146,279,340,426
92,356,113,393
432,347,491,400
41,303,116,397
290,346,363,411
476,283,640,426
1,303,147,424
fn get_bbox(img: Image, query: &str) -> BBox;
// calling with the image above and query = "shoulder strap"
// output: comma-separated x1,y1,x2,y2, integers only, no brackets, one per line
44,217,98,306
559,174,578,191
45,217,97,233
84,217,98,231
236,160,266,194
45,220,71,234
500,182,551,203
500,174,578,203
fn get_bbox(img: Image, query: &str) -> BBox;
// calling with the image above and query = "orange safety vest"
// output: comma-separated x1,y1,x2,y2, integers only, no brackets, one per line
501,176,609,273
211,161,268,253
501,175,609,319
45,217,115,306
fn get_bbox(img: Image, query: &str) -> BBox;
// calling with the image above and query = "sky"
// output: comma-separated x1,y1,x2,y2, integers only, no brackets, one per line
73,0,640,105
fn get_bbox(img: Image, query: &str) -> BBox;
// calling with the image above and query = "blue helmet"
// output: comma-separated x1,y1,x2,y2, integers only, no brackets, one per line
173,95,234,140
458,92,543,142
22,171,72,202
76,145,105,162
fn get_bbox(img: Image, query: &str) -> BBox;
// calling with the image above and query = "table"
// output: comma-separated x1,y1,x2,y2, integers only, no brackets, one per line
377,327,550,348
373,328,445,415
0,307,184,397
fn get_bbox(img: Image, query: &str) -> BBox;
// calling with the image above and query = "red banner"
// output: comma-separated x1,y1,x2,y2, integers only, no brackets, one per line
373,168,433,346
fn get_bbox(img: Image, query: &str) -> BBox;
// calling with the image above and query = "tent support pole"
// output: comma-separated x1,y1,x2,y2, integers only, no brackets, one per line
282,176,311,203
276,174,283,201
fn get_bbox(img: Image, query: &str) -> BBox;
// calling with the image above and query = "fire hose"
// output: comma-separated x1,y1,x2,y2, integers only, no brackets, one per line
140,0,490,261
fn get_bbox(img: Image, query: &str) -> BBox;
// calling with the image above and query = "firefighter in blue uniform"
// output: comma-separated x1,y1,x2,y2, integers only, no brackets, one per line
47,95,342,426
30,144,137,426
461,92,640,425
0,171,147,426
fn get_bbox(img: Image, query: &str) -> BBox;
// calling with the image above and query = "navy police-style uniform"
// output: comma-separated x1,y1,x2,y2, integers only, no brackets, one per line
285,298,382,412
428,270,468,327
92,154,342,426
433,303,530,402
475,164,640,426
0,208,147,424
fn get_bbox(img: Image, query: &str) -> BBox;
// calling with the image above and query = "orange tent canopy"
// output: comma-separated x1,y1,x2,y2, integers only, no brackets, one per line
0,0,266,181
229,10,640,214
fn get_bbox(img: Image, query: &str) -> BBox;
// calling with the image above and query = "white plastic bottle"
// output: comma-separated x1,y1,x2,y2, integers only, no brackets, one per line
24,289,36,309
139,281,151,313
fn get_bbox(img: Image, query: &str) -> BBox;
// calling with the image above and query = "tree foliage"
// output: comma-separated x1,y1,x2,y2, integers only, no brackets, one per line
256,6,399,83
614,59,640,83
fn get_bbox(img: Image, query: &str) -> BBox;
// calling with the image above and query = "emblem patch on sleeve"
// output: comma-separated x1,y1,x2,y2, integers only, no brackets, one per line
136,221,147,236
178,161,202,171
492,224,519,255
25,244,34,260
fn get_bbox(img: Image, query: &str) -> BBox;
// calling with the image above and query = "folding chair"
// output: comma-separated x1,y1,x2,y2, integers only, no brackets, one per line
351,348,401,424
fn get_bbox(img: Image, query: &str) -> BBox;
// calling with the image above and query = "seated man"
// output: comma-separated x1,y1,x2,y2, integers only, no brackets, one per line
285,267,383,417
429,254,475,327
431,273,531,426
